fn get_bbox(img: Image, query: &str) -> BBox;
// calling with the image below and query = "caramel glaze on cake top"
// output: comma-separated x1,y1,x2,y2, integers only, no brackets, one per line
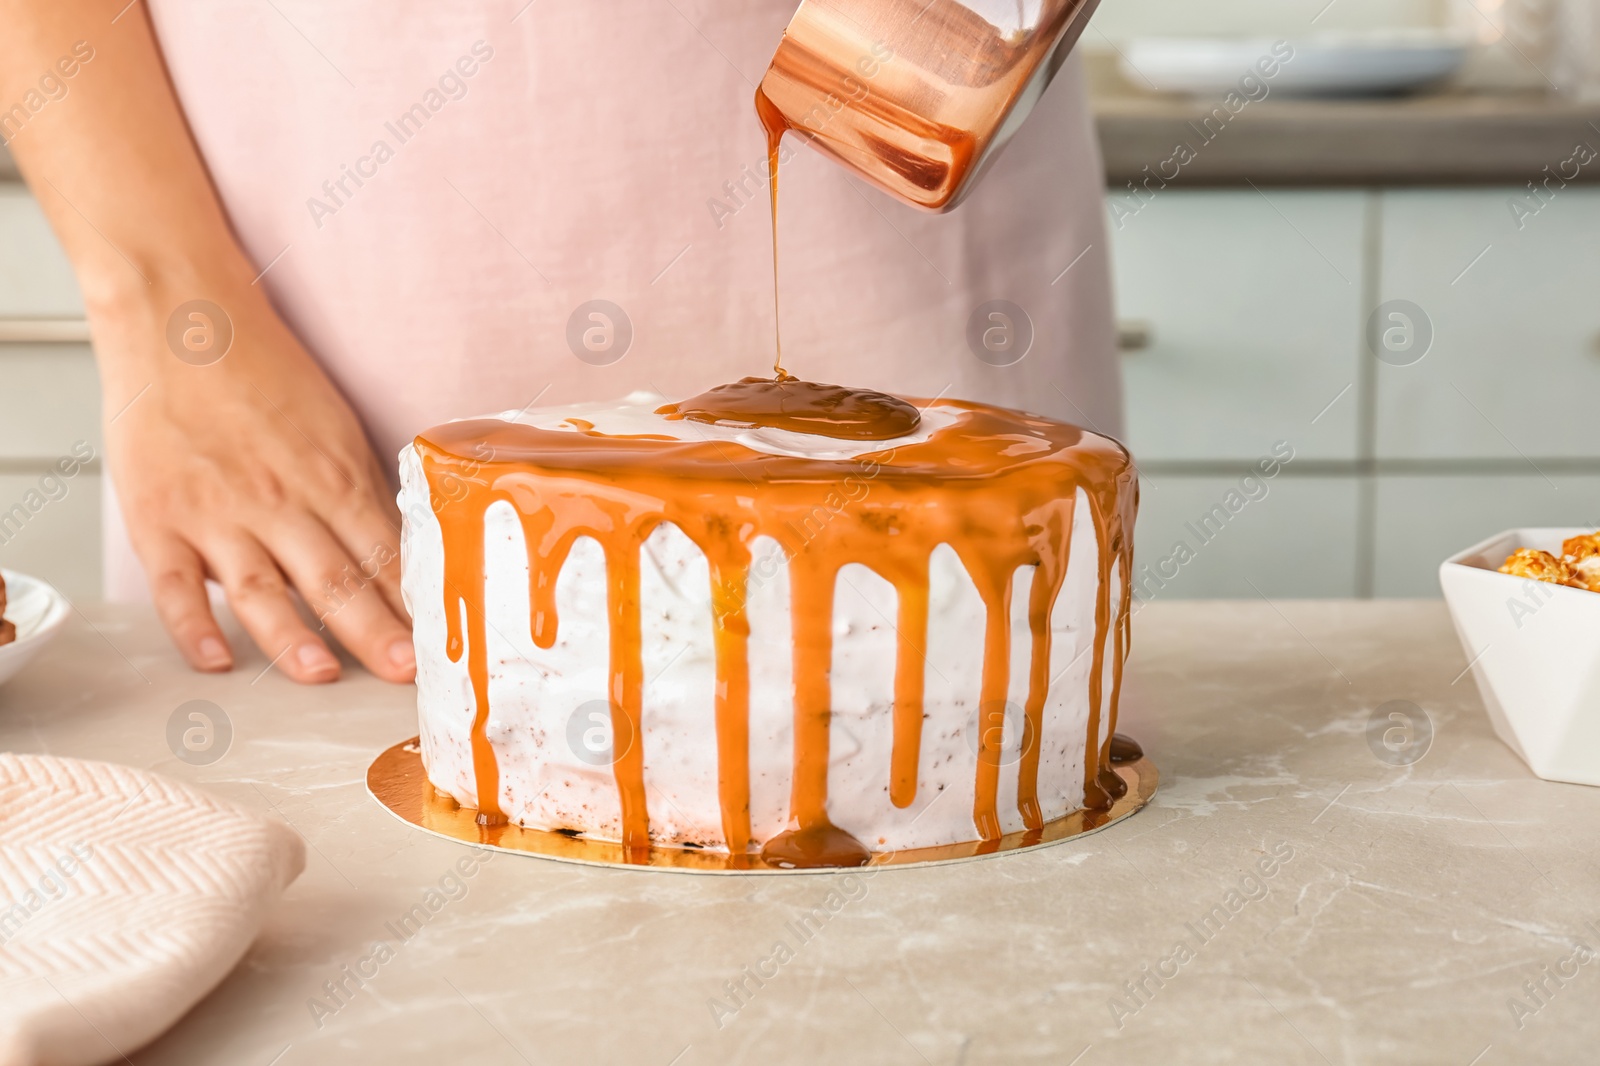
658,375,922,442
415,383,1137,868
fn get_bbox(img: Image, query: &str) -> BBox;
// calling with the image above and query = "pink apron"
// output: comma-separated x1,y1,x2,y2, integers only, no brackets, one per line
107,0,1118,599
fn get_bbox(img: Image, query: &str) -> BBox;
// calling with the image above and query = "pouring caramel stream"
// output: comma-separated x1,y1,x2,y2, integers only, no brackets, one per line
756,87,788,379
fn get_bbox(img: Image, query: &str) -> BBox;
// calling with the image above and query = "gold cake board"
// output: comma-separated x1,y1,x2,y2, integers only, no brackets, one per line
367,736,1158,875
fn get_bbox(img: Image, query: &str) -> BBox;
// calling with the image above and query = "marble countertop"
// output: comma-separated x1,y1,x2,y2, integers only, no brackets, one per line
3,600,1596,1065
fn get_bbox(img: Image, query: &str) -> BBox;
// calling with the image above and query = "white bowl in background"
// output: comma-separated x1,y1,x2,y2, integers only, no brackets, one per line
1440,528,1600,787
0,570,70,688
1123,32,1469,98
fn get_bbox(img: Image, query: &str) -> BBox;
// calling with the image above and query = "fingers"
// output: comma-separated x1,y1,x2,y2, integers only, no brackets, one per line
330,480,409,622
204,532,343,684
268,512,416,684
142,535,233,673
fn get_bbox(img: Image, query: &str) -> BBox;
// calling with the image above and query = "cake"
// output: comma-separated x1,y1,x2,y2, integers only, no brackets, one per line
398,382,1138,867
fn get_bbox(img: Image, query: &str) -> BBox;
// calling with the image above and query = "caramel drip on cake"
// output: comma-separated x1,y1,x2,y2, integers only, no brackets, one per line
417,394,1136,868
709,556,754,853
1109,732,1143,764
604,543,652,853
888,553,929,810
659,376,921,442
426,478,503,827
772,550,870,868
968,558,1014,842
1017,529,1070,830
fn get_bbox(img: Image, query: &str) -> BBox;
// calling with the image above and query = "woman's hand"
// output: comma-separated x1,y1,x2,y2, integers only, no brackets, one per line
97,276,415,684
2,0,412,681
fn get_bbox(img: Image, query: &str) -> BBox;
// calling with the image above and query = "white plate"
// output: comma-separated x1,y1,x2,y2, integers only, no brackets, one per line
1440,528,1600,787
1123,32,1469,98
0,568,71,688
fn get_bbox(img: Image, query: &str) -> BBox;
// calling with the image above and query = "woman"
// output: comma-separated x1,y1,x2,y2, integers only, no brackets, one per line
0,1,1119,684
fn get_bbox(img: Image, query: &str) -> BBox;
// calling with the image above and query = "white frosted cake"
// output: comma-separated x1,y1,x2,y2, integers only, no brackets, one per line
398,386,1137,867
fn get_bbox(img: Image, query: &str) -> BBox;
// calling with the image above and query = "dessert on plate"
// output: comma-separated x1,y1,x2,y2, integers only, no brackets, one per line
398,379,1138,867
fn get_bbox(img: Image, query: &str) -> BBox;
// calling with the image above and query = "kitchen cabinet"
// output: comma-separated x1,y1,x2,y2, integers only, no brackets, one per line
1110,190,1367,462
0,185,99,601
0,184,83,316
1132,473,1362,602
0,344,101,461
0,472,101,602
1374,188,1600,461
1374,473,1600,597
1113,190,1373,600
1113,187,1600,600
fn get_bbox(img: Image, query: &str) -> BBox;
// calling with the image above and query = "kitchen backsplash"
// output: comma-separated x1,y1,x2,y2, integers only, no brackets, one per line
1091,0,1446,41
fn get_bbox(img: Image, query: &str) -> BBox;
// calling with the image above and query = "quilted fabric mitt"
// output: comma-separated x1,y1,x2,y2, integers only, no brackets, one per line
0,753,305,1065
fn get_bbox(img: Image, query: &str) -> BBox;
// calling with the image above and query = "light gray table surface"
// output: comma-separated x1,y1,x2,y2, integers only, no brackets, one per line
1,600,1595,1065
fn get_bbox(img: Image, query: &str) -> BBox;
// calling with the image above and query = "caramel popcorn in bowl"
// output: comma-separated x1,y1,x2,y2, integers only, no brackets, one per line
1562,534,1600,591
1499,548,1584,588
1499,534,1600,592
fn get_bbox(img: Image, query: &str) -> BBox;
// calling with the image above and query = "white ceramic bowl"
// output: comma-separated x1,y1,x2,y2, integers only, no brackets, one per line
0,569,70,688
1440,529,1600,787
1124,32,1468,98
